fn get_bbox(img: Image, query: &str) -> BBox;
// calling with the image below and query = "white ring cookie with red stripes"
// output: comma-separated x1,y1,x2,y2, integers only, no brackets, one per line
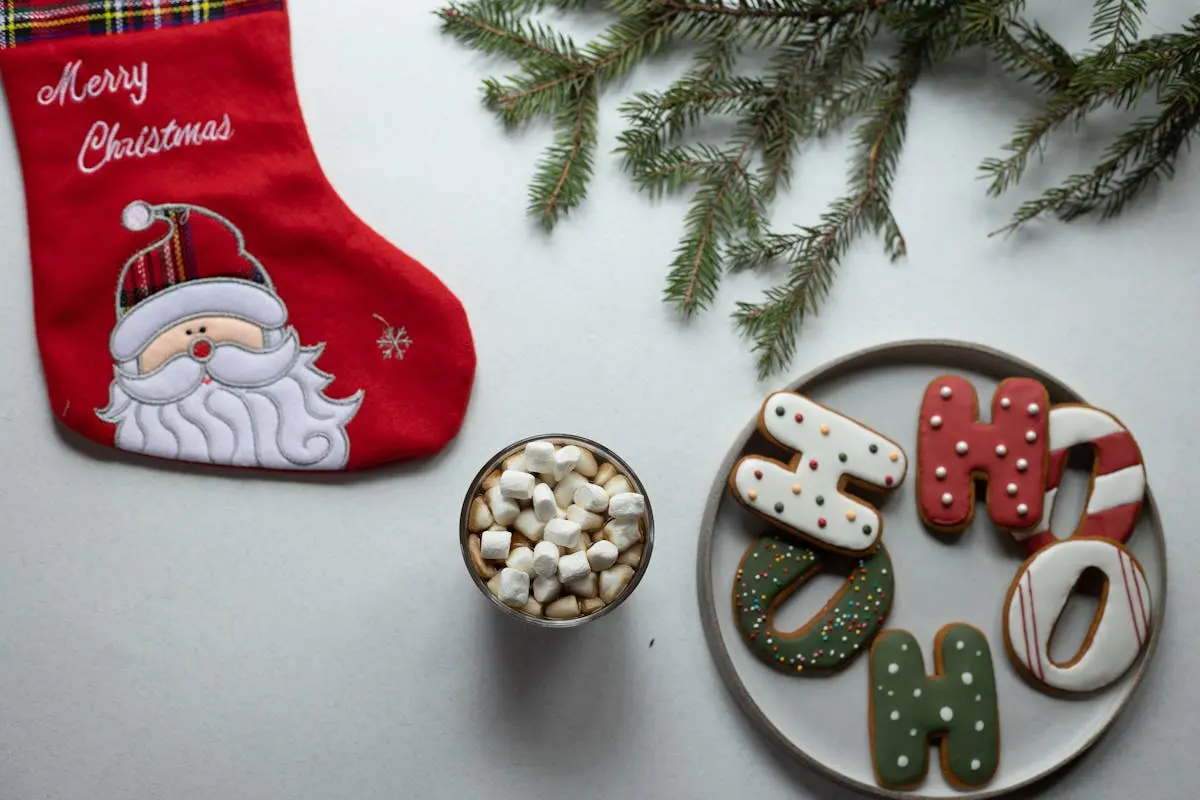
1003,538,1152,694
1012,404,1146,555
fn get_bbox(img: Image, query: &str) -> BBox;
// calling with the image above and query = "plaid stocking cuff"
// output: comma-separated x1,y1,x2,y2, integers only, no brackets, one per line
0,0,284,50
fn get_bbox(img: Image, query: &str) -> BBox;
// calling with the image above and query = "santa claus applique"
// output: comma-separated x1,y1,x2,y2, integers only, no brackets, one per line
97,201,363,470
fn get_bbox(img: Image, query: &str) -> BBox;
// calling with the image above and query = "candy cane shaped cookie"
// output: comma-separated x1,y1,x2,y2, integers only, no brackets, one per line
917,376,1050,533
1003,538,1152,694
730,393,907,555
733,535,894,673
1012,404,1146,555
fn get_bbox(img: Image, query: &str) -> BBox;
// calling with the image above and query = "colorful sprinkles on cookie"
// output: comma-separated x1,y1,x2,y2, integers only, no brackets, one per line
731,393,907,554
733,535,893,672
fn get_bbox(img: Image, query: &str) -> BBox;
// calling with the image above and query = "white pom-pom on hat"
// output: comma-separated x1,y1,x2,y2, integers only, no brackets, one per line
121,200,155,232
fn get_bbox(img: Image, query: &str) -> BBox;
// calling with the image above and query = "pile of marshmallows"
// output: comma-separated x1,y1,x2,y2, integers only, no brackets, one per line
466,439,648,620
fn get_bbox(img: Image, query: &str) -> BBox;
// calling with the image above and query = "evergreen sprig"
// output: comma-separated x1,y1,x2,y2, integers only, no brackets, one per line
438,0,1200,378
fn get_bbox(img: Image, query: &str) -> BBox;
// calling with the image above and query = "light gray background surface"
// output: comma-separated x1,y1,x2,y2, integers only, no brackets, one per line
0,2,1195,799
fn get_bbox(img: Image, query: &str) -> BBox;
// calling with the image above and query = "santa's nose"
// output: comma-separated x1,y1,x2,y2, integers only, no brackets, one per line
190,338,214,361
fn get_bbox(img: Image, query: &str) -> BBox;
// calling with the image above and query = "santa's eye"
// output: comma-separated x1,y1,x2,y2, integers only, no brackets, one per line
185,329,193,336
199,327,207,334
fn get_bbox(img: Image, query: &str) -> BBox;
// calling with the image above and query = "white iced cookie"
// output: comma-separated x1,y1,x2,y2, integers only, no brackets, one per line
730,392,906,554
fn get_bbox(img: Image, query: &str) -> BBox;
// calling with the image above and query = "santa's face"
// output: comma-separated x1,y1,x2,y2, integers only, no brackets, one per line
98,323,363,470
139,315,265,373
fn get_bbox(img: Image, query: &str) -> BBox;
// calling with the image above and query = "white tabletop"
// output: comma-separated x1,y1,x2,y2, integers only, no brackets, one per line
0,2,1196,798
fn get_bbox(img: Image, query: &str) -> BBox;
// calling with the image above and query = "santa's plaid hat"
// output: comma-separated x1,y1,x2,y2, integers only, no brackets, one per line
110,200,287,362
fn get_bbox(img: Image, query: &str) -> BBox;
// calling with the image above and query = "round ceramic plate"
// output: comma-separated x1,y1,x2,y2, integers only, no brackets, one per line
696,340,1167,799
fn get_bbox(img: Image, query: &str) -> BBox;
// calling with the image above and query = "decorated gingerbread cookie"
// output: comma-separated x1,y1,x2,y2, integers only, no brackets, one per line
730,393,907,555
733,535,893,673
917,376,1050,534
1010,403,1146,555
869,624,1000,790
1003,538,1152,694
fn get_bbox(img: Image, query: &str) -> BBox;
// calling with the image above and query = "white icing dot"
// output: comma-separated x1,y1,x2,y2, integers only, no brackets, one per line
975,694,982,702
888,690,893,696
940,707,954,722
971,759,982,771
888,663,899,674
1016,458,1029,472
962,672,974,685
1027,403,1039,416
913,688,922,698
941,386,952,399
878,685,884,691
976,651,982,657
941,493,953,507
1026,430,1037,443
909,728,918,737
1006,483,1018,496
930,415,943,429
901,644,908,651
1000,397,1011,409
955,441,968,455
898,755,910,768
891,710,900,721
956,640,965,651
995,444,1007,457
975,721,985,732
935,466,947,480
1017,503,1029,517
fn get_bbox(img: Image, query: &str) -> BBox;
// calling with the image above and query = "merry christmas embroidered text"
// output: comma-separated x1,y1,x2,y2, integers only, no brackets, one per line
36,60,235,175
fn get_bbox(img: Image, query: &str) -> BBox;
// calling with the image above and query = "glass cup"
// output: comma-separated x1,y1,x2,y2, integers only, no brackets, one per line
459,434,655,628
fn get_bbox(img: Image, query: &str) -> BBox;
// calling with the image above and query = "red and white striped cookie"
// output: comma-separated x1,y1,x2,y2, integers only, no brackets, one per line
1012,404,1145,555
1003,538,1152,694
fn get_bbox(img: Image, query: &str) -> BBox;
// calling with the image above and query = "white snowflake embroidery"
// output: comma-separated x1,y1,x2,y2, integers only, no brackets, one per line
373,315,413,360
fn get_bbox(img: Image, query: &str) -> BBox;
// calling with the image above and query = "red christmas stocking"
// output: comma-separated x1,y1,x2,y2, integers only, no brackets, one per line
0,1,476,471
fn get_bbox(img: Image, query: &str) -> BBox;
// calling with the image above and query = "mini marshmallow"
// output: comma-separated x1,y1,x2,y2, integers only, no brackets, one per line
574,483,610,513
533,541,561,578
566,504,604,532
558,551,592,583
506,546,536,577
502,453,526,472
545,596,581,619
467,534,497,579
532,574,562,604
467,497,494,533
498,568,531,607
533,483,558,522
499,470,536,500
609,493,646,519
594,462,617,486
554,445,582,481
554,472,589,509
522,597,544,617
485,486,520,526
602,476,633,497
599,565,635,603
570,532,592,554
513,509,546,542
486,573,502,597
580,597,605,615
604,518,642,552
587,539,619,571
544,518,582,549
617,542,644,568
480,529,513,560
575,447,599,478
565,573,598,599
523,440,556,474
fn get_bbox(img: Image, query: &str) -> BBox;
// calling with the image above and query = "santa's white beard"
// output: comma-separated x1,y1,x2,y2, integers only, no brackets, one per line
97,328,364,470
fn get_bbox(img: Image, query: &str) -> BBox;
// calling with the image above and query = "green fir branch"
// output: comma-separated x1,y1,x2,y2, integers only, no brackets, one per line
440,1,1200,376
